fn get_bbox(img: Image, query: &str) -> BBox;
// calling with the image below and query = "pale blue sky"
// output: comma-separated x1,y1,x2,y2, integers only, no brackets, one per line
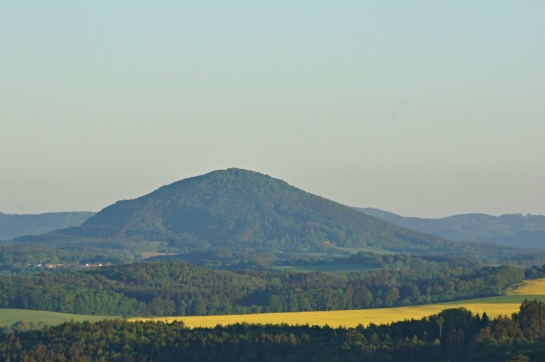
2,2,544,217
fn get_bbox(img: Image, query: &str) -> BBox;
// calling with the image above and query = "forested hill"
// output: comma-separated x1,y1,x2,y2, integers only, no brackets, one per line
358,208,545,248
12,169,545,265
0,212,94,241
30,168,460,253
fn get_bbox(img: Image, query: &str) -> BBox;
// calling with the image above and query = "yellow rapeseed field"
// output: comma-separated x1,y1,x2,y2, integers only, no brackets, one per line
133,278,545,329
507,278,545,295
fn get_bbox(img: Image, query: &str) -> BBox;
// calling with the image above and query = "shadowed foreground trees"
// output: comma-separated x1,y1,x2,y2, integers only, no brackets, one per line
2,300,545,361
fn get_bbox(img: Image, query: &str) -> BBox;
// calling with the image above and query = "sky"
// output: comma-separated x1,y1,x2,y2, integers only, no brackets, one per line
1,1,544,218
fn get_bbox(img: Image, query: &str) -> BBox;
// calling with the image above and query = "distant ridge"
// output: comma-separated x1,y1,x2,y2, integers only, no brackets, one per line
358,208,545,248
0,211,95,241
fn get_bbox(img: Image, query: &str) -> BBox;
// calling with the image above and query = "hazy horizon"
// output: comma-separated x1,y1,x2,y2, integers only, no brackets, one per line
2,2,544,218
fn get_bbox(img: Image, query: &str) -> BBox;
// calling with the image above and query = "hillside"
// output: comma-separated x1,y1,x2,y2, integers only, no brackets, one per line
24,169,462,252
8,169,545,264
0,212,94,241
358,208,545,248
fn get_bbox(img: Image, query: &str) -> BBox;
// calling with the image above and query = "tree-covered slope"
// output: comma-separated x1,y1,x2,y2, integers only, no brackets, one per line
0,259,527,317
0,212,94,241
358,208,545,248
10,169,545,265
40,169,462,253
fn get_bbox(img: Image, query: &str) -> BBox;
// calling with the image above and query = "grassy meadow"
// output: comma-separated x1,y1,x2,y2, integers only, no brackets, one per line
136,278,545,329
274,263,378,274
0,309,114,328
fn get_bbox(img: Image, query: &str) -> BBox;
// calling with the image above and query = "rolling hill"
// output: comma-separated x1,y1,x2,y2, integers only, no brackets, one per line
21,169,463,251
358,208,545,248
70,168,461,250
8,169,545,264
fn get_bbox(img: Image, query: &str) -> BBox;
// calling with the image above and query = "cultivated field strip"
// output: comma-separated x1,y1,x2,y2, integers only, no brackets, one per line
136,279,545,328
0,309,111,328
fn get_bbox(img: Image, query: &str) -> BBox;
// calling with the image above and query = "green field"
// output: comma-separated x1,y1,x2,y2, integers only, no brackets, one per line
335,246,396,255
274,263,378,273
0,309,115,328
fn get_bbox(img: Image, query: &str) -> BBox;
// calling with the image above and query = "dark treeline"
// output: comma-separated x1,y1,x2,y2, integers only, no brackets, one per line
525,264,545,279
2,300,545,361
0,259,526,317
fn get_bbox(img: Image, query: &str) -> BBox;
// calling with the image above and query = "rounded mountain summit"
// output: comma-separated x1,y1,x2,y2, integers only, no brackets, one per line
50,168,450,253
